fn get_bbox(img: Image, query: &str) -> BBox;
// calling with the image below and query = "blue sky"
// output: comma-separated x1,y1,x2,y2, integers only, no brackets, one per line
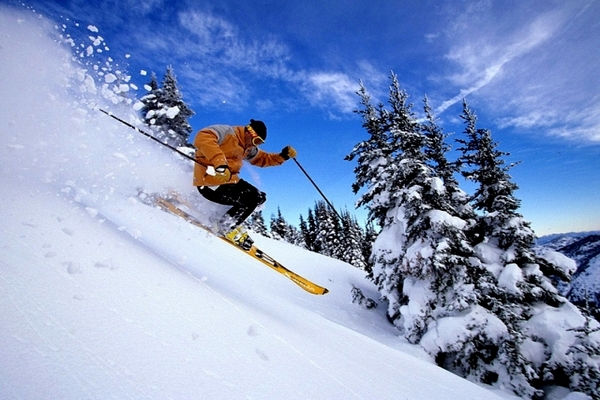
6,0,600,235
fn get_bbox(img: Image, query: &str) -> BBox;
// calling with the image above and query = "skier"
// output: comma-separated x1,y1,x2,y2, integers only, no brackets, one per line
193,119,296,250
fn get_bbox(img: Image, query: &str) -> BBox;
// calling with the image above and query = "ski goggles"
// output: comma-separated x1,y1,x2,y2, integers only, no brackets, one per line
246,125,265,146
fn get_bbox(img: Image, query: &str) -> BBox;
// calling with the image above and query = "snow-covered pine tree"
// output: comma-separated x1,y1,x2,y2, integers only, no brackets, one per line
269,208,289,240
269,208,302,244
285,225,304,247
139,67,194,146
139,72,161,128
339,210,368,269
456,99,527,249
387,76,479,343
313,200,342,258
395,97,522,393
352,74,412,313
306,208,321,253
559,314,600,397
346,81,395,228
158,66,194,146
298,214,310,250
296,202,369,266
246,210,270,238
422,96,458,188
361,222,377,274
421,96,473,221
452,99,600,398
327,211,345,261
348,74,479,349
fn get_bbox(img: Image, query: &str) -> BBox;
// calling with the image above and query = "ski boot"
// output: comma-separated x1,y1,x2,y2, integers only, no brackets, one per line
223,225,254,250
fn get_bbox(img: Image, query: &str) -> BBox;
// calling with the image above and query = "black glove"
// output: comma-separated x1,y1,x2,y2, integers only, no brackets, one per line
280,145,297,160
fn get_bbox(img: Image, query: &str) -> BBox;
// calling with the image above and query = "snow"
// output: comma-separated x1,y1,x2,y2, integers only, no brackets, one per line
0,6,551,399
474,242,505,277
420,305,508,355
537,247,578,276
430,176,445,194
497,263,523,294
166,105,181,119
524,301,596,382
427,209,467,230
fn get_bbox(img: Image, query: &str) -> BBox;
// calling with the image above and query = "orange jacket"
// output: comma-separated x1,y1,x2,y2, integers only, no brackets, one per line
193,124,286,186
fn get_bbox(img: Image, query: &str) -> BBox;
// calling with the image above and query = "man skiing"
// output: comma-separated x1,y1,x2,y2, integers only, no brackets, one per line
193,119,296,250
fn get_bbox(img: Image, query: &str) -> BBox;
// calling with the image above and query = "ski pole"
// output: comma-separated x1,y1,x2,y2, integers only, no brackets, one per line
99,109,200,165
292,157,343,222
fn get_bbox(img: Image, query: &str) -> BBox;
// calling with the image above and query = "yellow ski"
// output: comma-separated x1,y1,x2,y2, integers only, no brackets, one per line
154,197,329,295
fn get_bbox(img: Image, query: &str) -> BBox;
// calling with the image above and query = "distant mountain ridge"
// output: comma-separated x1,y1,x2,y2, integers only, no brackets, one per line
537,230,600,246
539,231,600,319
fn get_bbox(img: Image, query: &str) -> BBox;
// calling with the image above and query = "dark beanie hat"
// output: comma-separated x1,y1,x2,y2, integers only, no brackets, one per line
249,119,267,141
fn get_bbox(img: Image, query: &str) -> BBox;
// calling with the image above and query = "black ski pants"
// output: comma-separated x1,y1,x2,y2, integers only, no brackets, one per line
198,179,266,229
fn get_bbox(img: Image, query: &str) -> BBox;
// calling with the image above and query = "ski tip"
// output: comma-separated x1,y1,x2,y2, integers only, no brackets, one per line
312,287,329,295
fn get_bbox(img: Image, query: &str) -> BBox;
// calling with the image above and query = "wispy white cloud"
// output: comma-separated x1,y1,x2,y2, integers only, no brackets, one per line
123,0,164,16
497,104,600,143
177,10,292,76
130,9,360,114
303,72,359,114
433,1,600,143
436,8,562,113
299,61,396,118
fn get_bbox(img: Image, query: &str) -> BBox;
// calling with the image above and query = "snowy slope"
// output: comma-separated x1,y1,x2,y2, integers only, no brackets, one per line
0,7,514,399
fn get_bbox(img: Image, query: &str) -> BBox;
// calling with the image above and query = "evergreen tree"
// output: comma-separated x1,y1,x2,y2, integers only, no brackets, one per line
347,79,600,397
361,222,377,274
159,66,194,145
270,208,290,241
447,100,600,398
313,200,340,258
139,72,161,127
457,100,551,270
421,96,474,221
559,315,600,398
346,80,395,228
348,73,425,312
298,215,310,250
246,210,270,238
339,210,368,269
284,224,304,247
422,96,458,189
388,76,478,343
139,67,194,146
297,203,370,268
327,209,345,261
306,209,321,253
348,74,478,346
347,78,597,398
